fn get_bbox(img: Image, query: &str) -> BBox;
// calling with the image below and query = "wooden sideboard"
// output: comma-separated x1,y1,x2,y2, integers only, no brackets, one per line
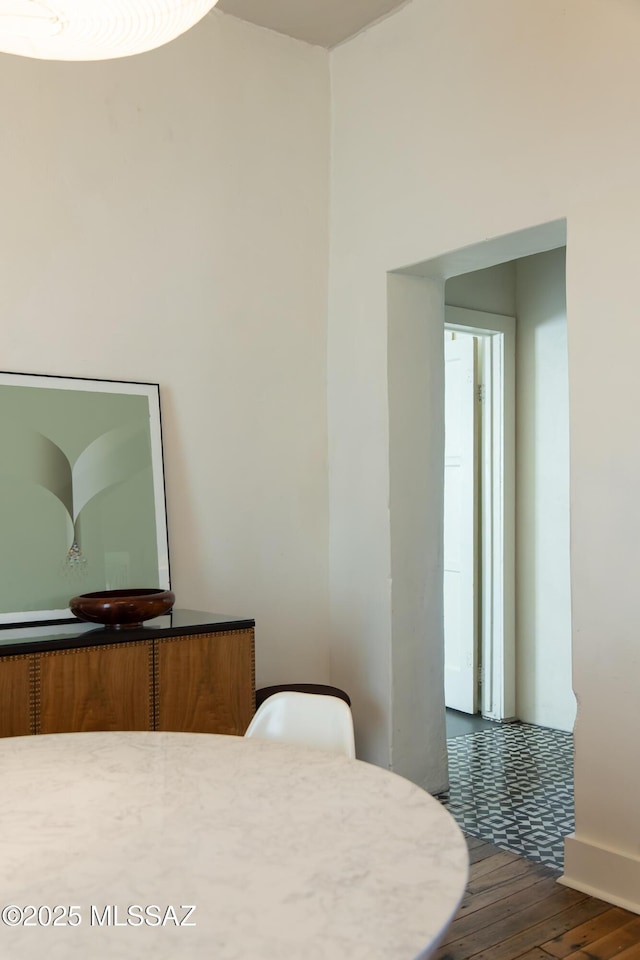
0,610,255,739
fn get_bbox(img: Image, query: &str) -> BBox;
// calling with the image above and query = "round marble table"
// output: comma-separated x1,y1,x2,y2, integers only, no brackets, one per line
0,732,467,959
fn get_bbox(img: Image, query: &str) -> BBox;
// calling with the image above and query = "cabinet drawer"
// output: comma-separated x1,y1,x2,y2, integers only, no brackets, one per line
155,630,254,735
0,656,34,737
37,641,153,734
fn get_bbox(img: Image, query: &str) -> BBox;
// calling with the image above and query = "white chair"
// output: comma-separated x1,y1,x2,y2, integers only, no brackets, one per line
244,691,356,759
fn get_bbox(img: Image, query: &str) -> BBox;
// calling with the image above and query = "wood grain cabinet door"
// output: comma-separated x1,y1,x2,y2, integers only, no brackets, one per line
37,641,153,734
0,656,35,737
155,630,254,735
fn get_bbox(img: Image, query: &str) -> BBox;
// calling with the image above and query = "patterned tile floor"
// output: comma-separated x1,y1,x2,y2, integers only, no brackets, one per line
437,721,574,872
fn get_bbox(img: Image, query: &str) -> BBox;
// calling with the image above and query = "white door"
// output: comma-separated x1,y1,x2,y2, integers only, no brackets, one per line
444,334,478,714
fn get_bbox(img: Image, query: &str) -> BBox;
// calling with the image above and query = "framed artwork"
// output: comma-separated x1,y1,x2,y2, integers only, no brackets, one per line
0,371,170,625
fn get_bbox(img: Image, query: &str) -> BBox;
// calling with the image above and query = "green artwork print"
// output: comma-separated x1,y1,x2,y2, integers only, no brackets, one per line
0,375,169,623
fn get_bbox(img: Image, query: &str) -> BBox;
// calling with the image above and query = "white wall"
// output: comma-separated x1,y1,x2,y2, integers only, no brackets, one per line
446,263,516,317
329,0,640,910
0,12,331,688
516,248,575,732
388,274,448,789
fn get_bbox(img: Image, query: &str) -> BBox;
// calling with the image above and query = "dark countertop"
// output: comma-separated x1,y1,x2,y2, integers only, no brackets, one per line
0,609,255,657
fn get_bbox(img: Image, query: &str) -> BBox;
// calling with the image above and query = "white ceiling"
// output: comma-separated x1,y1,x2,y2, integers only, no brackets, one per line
216,0,410,48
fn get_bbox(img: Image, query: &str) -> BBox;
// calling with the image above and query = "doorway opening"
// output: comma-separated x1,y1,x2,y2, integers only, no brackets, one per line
440,249,575,871
442,251,575,732
443,308,515,722
386,217,570,790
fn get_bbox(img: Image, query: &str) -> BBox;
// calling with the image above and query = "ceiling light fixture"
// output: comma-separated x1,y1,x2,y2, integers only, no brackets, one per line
0,0,219,61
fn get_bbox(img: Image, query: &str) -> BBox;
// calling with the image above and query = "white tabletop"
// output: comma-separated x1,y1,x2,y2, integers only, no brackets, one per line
0,731,467,959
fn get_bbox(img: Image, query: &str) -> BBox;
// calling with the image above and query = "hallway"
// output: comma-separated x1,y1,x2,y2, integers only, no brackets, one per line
438,712,574,872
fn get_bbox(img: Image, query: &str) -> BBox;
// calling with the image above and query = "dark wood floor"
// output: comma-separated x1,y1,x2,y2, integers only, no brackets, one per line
436,836,640,960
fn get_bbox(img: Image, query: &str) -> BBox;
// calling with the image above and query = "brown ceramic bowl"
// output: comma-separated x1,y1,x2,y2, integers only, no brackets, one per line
69,588,175,630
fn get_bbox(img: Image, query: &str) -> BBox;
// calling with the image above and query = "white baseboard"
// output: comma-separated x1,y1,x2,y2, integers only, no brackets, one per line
559,834,640,915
